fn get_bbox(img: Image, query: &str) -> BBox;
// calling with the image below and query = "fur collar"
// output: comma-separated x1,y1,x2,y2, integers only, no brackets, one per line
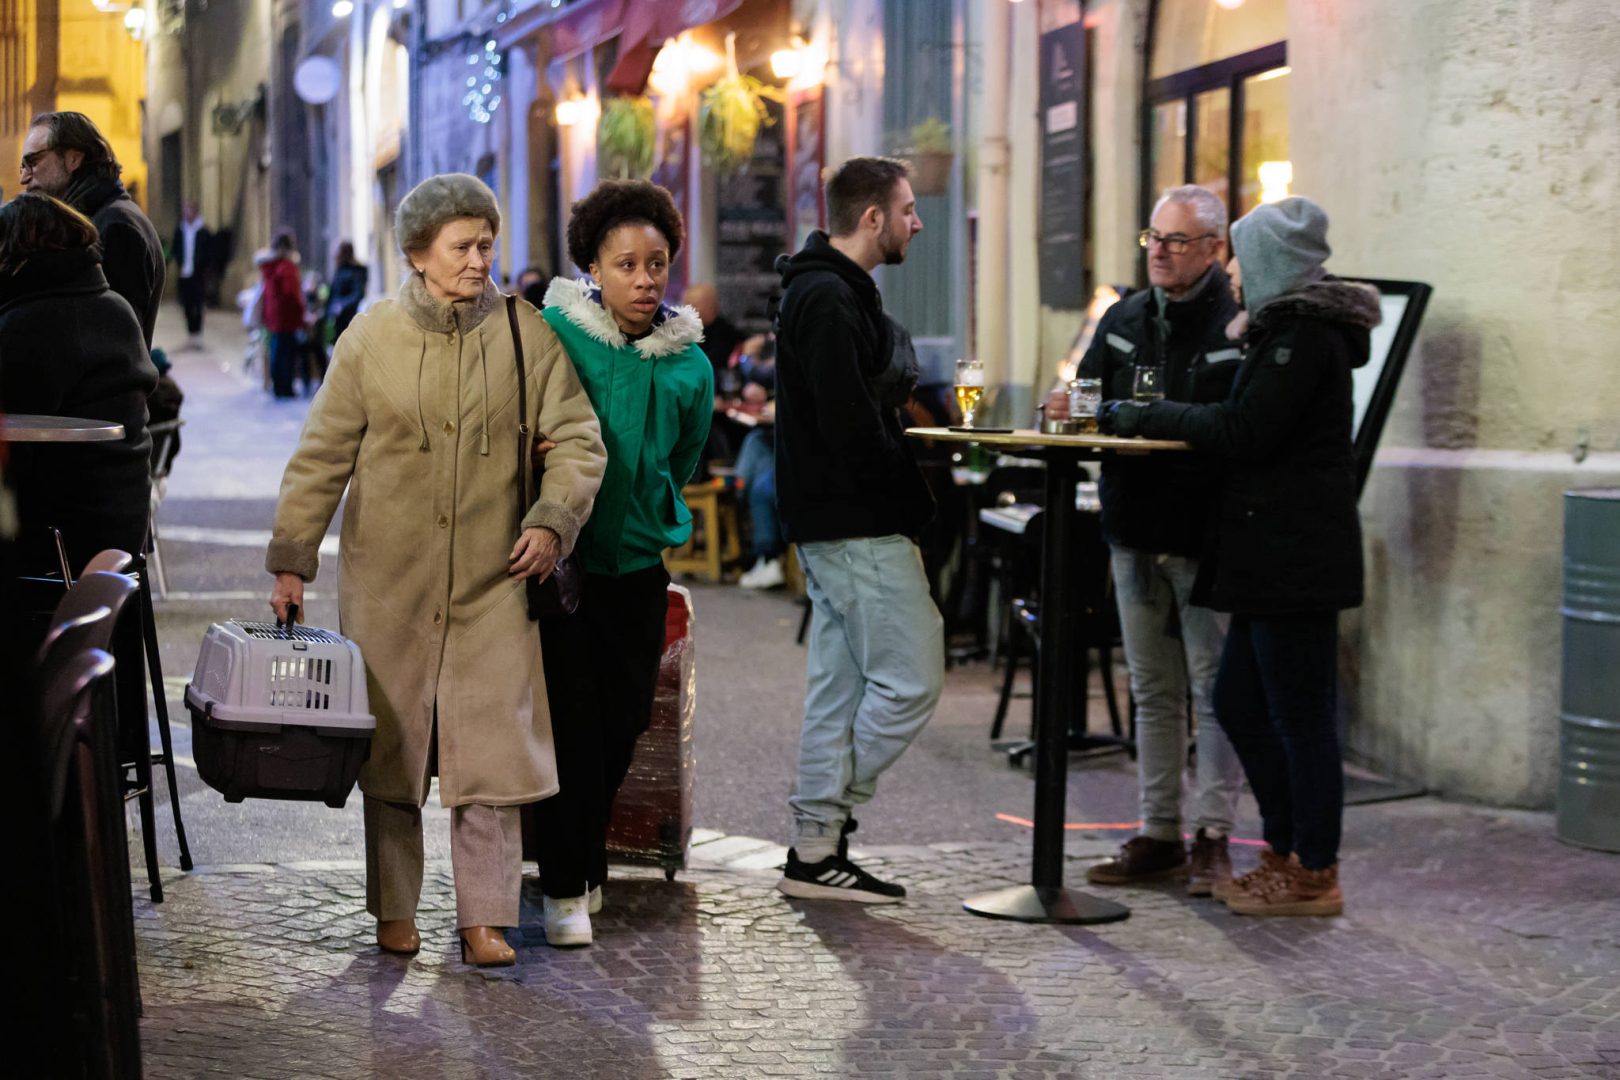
1254,279,1382,331
542,276,704,359
398,272,502,335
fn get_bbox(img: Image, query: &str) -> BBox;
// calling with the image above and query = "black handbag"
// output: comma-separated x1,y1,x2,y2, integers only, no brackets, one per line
508,294,582,619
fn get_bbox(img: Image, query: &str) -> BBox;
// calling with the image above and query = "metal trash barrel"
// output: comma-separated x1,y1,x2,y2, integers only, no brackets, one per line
1558,488,1620,851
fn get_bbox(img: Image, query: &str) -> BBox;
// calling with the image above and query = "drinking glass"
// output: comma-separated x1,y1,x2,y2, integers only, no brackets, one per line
955,359,986,427
1070,378,1102,433
1132,365,1165,403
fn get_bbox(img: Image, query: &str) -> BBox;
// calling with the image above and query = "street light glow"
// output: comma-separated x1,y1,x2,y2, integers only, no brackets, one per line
770,48,802,80
555,99,581,126
332,0,353,17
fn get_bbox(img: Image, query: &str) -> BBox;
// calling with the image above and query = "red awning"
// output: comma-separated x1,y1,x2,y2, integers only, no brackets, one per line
606,0,744,94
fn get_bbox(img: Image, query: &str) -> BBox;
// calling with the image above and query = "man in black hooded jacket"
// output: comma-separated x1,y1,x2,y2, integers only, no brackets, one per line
771,157,941,905
21,111,165,346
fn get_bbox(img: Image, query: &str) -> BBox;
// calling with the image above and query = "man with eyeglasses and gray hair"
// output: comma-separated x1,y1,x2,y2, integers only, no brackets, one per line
1077,183,1245,895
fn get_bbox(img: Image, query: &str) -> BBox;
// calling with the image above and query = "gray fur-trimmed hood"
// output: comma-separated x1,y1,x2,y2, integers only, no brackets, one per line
542,275,703,359
1253,278,1382,335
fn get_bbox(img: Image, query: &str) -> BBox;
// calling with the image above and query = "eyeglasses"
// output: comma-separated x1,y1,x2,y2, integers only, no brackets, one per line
20,147,57,174
1138,229,1217,255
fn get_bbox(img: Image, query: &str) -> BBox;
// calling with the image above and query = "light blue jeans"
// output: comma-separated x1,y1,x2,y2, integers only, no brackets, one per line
1110,546,1243,841
790,535,945,842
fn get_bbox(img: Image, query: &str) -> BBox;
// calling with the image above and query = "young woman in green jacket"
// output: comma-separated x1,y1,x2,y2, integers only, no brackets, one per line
533,179,713,947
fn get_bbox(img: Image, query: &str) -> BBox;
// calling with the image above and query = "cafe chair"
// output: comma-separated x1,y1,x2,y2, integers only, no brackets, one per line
37,646,143,1078
969,466,1048,667
145,418,185,599
665,478,743,583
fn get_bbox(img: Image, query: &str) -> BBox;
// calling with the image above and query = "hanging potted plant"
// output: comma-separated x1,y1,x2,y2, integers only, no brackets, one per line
699,33,786,171
906,116,953,196
599,94,656,179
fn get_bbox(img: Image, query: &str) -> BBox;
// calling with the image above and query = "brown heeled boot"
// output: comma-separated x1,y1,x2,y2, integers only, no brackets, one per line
376,919,421,955
459,926,516,967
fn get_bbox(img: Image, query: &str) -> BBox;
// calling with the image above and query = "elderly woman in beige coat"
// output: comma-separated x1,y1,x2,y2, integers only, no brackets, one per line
265,174,606,967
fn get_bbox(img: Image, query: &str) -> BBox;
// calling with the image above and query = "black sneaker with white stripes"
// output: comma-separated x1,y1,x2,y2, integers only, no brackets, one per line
776,848,907,904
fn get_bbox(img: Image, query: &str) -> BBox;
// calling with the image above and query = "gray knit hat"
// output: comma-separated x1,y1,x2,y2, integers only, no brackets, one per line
1229,196,1330,316
395,173,501,256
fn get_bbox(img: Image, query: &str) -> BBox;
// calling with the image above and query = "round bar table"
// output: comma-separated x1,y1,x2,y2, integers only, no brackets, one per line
3,414,126,442
907,426,1190,925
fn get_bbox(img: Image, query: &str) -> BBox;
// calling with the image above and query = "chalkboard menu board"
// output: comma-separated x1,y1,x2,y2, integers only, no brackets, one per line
1039,22,1087,310
716,97,789,335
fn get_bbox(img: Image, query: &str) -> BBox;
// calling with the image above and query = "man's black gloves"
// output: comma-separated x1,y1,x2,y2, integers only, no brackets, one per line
1097,400,1147,438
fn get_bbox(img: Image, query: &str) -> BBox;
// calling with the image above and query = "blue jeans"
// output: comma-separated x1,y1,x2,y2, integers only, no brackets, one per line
735,428,781,559
790,535,945,842
1213,613,1343,869
1110,547,1242,841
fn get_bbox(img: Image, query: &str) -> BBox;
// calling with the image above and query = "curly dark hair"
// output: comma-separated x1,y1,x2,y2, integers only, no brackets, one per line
565,179,684,271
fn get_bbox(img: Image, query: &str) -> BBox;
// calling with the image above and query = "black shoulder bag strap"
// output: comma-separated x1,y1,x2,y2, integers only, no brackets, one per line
507,294,531,515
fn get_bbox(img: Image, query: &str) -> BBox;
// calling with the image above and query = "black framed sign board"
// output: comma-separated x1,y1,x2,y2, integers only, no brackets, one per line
1039,22,1087,310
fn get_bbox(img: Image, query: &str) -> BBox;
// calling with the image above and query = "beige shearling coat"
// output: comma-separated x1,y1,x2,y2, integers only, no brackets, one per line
267,275,606,808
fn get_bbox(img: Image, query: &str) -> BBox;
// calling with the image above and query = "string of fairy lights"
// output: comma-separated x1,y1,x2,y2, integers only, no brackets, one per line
463,0,565,124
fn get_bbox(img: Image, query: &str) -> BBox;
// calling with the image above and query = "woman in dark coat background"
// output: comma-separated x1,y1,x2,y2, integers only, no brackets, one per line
326,239,368,344
1101,196,1380,918
0,192,156,577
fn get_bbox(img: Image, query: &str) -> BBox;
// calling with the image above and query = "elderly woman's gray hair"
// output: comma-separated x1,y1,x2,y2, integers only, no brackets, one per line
1153,184,1228,237
395,173,502,256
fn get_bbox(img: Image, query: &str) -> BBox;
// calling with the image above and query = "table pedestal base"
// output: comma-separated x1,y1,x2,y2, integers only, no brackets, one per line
962,884,1130,925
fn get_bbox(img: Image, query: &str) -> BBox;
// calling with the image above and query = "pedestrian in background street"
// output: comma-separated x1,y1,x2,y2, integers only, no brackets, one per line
772,156,942,904
516,265,549,310
259,228,306,399
266,173,606,967
1080,184,1246,898
171,200,213,349
20,110,164,346
1100,196,1380,917
534,179,712,948
327,240,368,345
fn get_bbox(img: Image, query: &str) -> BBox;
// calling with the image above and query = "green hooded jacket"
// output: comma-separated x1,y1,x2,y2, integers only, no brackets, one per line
541,276,714,576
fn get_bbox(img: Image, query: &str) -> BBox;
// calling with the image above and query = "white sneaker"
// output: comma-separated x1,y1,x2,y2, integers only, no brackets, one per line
739,557,784,589
588,884,602,914
542,894,592,947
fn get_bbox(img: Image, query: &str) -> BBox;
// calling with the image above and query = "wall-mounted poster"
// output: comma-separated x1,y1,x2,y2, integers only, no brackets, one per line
1039,21,1087,309
788,87,826,253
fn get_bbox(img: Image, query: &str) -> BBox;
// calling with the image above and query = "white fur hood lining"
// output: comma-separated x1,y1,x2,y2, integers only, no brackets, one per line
542,276,704,359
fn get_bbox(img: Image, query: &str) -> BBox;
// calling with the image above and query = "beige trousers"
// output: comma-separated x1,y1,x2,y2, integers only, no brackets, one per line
363,796,522,929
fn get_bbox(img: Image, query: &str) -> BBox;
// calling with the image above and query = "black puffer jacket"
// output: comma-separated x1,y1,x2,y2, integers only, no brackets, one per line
772,232,934,543
1079,264,1242,556
0,247,158,568
1136,279,1381,614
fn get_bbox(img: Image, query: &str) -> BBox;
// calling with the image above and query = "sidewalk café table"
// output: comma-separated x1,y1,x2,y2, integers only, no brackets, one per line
2,414,126,443
906,426,1191,926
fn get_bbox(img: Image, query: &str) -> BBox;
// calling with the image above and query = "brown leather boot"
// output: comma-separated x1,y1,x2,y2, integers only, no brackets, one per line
1084,835,1187,885
1214,847,1288,903
376,919,421,955
1226,854,1342,917
459,926,516,967
1186,829,1232,897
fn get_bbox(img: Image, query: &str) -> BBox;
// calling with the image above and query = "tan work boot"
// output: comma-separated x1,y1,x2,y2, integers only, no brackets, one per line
376,919,420,955
1186,829,1232,897
1226,854,1343,917
459,926,516,967
1213,847,1288,903
1085,835,1187,885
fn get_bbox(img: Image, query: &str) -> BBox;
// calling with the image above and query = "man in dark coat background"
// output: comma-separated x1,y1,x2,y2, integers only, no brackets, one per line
170,200,213,348
21,111,165,346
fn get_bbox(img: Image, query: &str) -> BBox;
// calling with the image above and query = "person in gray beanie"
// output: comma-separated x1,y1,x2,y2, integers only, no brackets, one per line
266,173,607,966
1099,196,1382,917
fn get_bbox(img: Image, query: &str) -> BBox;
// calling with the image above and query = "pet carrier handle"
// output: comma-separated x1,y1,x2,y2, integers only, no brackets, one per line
279,602,300,631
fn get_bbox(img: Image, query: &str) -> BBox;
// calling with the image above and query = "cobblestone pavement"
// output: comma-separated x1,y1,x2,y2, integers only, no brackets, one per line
137,799,1620,1079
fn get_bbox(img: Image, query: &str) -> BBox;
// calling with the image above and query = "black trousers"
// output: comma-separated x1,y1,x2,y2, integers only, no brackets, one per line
535,564,670,898
178,275,204,334
1212,612,1344,870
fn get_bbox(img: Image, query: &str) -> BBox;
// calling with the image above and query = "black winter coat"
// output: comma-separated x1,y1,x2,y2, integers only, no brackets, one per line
772,231,934,543
0,248,158,569
1079,264,1242,556
69,176,165,347
1136,279,1382,614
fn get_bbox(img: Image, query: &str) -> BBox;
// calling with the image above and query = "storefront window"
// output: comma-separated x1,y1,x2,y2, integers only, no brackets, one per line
1143,0,1286,230
1151,0,1287,80
1240,66,1290,212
